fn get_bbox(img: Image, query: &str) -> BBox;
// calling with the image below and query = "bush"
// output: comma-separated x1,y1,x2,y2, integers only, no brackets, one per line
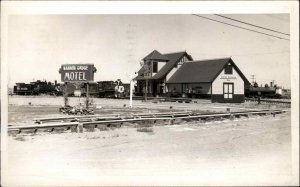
14,135,26,141
98,126,109,131
137,127,154,133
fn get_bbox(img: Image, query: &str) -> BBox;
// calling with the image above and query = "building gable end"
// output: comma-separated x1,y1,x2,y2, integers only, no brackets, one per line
211,59,249,85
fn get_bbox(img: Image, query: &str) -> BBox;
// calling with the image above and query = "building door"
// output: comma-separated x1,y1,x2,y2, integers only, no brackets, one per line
223,83,234,99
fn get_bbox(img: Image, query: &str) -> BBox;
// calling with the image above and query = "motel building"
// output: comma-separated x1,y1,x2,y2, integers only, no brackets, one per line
134,50,250,103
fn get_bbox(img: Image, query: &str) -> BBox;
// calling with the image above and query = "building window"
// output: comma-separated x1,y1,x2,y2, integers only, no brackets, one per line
153,61,158,73
223,83,234,99
225,64,233,74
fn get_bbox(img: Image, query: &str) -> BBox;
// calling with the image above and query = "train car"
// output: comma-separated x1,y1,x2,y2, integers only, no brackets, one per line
98,80,129,98
13,83,33,95
245,86,282,98
98,81,116,98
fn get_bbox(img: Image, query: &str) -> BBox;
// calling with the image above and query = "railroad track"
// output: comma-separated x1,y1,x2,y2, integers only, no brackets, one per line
8,110,286,136
245,98,291,104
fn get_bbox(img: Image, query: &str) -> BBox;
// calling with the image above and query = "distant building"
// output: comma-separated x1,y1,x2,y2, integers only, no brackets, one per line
135,50,250,103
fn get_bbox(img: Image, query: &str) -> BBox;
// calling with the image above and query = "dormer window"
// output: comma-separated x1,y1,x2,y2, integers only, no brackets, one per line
225,64,233,74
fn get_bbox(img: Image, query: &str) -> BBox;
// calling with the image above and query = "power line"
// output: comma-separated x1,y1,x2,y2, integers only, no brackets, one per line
233,51,290,56
215,14,290,36
192,14,290,41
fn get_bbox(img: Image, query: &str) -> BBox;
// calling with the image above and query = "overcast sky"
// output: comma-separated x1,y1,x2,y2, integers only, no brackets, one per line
8,14,290,88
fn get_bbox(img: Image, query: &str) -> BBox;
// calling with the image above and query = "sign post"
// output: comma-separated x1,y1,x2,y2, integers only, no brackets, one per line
64,82,68,107
127,74,135,108
59,64,96,109
86,83,89,109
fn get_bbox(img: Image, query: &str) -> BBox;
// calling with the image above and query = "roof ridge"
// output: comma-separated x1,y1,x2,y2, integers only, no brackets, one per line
163,51,187,55
143,49,169,61
188,57,231,63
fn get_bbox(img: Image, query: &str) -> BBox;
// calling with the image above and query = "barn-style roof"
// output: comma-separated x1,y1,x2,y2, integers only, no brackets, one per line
167,57,250,85
135,51,193,80
142,50,169,61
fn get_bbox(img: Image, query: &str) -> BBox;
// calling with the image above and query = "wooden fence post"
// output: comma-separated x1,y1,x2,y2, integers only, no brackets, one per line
77,122,83,133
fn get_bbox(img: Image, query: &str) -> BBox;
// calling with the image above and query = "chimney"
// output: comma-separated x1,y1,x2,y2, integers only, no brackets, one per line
270,81,273,87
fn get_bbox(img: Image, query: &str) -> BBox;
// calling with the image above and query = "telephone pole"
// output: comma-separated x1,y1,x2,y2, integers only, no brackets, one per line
250,75,256,84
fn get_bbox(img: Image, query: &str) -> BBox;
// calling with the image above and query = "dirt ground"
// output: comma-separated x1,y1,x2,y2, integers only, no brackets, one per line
3,96,296,186
8,95,290,126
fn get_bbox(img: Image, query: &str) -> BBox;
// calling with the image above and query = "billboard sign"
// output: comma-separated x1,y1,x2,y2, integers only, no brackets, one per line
60,64,96,82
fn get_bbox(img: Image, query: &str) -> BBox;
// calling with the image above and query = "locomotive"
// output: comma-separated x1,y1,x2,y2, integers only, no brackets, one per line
244,82,284,99
13,80,61,96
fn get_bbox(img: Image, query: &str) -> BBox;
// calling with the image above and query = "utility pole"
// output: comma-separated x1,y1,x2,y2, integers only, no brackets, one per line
250,75,256,85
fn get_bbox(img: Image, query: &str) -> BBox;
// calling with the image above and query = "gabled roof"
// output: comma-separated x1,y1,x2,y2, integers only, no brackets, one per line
142,50,169,61
152,51,193,80
135,51,193,80
167,57,250,85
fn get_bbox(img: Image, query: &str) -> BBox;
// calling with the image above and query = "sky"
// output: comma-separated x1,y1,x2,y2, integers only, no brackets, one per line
8,14,290,88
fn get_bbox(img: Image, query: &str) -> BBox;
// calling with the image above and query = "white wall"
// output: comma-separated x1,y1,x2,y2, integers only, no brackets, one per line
212,67,244,94
152,61,166,77
166,64,183,81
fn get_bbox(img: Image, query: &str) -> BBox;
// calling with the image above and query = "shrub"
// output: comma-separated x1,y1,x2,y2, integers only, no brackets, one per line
14,135,26,141
98,126,109,131
137,127,153,133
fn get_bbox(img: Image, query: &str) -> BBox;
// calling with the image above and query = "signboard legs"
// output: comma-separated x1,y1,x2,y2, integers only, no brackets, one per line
64,82,69,107
86,83,89,109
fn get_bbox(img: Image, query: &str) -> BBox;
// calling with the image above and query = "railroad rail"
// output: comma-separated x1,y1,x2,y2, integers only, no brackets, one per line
245,98,291,104
8,109,286,136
